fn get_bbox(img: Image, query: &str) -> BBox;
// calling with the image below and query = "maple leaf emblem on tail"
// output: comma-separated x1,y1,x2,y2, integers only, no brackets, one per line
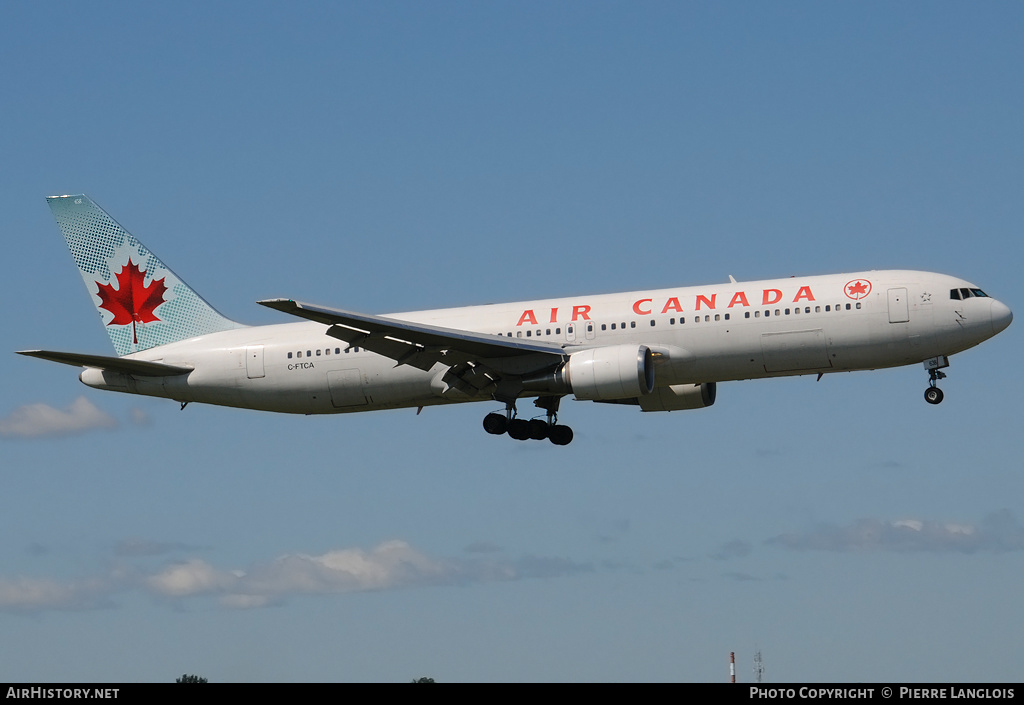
95,259,168,345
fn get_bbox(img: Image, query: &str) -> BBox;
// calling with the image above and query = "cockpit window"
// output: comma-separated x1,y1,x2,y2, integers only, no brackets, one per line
971,288,988,298
950,289,961,300
960,288,973,299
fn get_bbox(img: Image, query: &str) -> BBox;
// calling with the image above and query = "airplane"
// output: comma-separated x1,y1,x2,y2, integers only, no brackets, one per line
19,195,1013,445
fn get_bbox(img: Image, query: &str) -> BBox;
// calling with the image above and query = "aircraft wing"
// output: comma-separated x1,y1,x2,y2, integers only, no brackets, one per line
17,350,193,376
258,299,567,371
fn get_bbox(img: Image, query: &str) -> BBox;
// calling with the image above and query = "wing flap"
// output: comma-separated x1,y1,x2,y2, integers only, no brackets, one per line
17,350,193,377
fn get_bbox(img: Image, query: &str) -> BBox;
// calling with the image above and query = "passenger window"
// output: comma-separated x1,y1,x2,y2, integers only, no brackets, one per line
774,309,780,316
335,348,341,355
856,302,862,309
610,323,615,330
744,312,750,319
287,352,293,359
546,329,551,335
526,330,531,337
714,314,720,321
517,332,522,338
705,315,710,322
724,313,730,320
755,311,760,318
670,318,676,324
316,349,321,356
785,308,791,315
805,307,811,313
845,304,851,310
631,321,636,328
297,351,303,358
650,320,656,326
556,328,561,334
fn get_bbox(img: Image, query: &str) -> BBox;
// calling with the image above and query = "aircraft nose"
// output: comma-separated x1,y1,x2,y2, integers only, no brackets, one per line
991,299,1013,335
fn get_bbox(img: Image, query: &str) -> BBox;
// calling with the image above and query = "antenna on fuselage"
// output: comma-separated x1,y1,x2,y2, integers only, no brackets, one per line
728,275,737,283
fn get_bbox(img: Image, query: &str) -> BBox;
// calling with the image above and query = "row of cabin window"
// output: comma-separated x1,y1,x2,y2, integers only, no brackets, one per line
502,302,863,337
287,347,361,359
744,303,861,318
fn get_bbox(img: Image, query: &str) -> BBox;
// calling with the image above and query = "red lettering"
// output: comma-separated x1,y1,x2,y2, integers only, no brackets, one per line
516,310,538,326
727,292,750,308
661,297,683,313
632,298,652,315
695,293,716,310
549,308,558,323
571,305,591,321
762,289,782,305
793,286,815,302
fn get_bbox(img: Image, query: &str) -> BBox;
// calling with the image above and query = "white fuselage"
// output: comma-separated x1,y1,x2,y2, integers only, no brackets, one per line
82,270,1011,415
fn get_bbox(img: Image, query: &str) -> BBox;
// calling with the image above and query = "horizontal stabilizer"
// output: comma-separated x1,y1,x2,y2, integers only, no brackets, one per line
17,350,193,377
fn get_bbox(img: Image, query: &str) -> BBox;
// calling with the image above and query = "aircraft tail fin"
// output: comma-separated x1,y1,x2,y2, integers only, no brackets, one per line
46,195,244,356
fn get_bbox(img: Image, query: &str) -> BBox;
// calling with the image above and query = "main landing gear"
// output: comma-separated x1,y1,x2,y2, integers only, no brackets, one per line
482,397,573,445
923,355,949,405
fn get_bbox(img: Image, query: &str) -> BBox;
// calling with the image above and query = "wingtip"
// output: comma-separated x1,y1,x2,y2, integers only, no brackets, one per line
257,298,298,309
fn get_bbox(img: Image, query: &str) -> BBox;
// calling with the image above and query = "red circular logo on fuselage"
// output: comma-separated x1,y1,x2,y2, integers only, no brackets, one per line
844,279,872,300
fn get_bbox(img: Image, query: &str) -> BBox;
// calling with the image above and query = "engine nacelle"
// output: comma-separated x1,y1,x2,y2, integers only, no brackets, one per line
638,382,716,412
565,344,655,401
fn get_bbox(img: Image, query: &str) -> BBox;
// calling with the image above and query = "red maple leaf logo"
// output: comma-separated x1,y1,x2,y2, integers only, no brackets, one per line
95,259,167,344
845,279,871,300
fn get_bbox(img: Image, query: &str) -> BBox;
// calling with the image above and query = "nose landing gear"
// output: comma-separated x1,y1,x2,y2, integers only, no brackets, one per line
924,384,944,405
923,356,949,405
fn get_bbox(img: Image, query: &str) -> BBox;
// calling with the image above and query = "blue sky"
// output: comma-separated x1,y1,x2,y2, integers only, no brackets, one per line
1,2,1022,682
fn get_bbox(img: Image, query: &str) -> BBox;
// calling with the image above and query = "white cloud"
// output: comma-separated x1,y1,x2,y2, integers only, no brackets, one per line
0,397,117,438
145,559,235,597
0,539,593,613
767,510,1024,554
144,540,590,609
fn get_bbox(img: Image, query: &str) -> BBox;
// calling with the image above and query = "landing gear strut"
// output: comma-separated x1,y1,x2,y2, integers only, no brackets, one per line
923,356,948,405
481,397,573,445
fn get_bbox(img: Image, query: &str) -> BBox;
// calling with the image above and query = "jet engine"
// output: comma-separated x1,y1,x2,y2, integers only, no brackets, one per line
521,344,655,401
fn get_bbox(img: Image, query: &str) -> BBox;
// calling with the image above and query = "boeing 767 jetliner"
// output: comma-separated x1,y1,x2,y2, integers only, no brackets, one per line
19,195,1012,445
